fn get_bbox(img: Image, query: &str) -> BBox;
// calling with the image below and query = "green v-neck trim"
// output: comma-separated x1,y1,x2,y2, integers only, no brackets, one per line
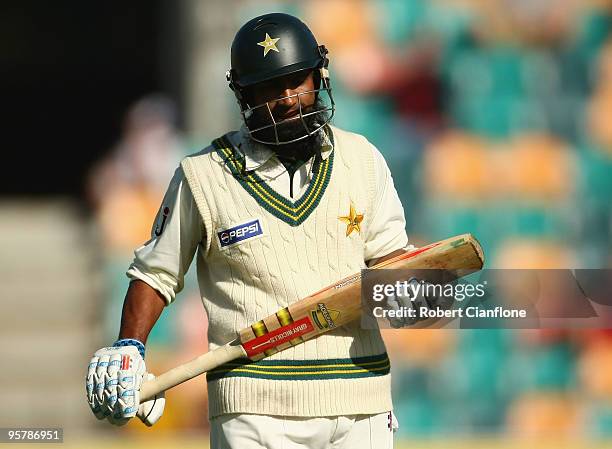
213,135,334,226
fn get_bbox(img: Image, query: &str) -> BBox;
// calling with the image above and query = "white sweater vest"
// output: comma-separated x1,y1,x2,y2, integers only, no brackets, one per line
181,125,392,418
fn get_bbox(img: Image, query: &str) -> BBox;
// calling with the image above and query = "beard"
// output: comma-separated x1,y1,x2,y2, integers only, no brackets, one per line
246,97,331,161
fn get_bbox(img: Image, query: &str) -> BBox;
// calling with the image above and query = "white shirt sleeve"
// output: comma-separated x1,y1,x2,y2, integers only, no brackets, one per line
363,144,413,262
126,166,203,305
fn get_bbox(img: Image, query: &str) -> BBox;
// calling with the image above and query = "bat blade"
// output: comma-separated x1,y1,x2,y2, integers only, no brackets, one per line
139,233,484,401
238,233,483,359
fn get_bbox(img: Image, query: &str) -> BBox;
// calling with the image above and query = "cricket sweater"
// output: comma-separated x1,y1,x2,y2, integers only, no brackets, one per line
181,125,393,418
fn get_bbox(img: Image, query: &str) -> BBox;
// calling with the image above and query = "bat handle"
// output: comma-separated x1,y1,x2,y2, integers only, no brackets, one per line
139,339,247,401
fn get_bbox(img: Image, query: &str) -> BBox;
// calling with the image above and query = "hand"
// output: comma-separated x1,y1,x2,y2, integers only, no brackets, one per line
385,278,454,328
86,345,165,426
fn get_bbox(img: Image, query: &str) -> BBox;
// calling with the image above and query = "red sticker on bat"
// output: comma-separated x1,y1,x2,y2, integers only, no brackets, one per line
243,317,315,358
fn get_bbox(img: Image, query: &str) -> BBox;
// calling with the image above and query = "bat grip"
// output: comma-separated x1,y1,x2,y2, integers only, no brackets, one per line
139,339,246,401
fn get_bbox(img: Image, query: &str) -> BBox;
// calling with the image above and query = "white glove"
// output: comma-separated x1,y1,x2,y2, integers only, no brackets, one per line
386,278,453,328
86,345,165,426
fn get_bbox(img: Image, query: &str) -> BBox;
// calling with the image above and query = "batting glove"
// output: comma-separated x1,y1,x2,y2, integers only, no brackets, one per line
86,339,165,426
386,278,454,328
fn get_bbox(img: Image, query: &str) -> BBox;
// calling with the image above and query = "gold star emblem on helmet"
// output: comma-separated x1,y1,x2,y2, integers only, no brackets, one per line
257,33,280,57
339,203,364,237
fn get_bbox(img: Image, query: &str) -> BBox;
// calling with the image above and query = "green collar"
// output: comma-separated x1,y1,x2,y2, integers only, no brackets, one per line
213,134,334,226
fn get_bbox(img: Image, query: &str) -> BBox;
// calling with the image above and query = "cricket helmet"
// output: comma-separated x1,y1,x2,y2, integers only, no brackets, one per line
226,12,335,145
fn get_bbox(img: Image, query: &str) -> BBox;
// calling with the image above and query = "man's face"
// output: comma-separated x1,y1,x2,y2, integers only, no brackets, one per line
244,70,327,146
247,70,316,122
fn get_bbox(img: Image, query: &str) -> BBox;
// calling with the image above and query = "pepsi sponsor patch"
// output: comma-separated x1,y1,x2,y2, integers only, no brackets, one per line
218,219,263,248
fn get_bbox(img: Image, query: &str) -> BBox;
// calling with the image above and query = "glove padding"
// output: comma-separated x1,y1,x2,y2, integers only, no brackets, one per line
386,278,454,328
86,345,165,426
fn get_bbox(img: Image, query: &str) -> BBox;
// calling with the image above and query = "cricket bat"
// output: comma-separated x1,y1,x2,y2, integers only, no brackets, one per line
139,233,484,401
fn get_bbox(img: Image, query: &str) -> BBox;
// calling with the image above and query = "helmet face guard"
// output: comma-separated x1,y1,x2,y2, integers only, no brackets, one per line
238,68,335,145
227,13,336,145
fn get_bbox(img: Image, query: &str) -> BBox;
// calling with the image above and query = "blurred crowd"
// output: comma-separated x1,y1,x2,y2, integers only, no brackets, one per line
87,0,612,439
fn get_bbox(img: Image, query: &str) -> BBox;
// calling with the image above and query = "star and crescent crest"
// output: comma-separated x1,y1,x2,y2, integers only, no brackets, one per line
339,203,364,237
257,33,280,57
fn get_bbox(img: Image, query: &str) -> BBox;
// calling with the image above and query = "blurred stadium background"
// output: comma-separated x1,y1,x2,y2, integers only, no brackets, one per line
2,0,612,447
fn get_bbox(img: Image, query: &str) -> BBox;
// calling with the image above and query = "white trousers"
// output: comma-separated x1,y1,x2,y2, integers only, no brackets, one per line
210,412,398,449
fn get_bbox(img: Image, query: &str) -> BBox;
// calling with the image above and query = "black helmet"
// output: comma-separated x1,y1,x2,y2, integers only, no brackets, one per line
227,13,335,145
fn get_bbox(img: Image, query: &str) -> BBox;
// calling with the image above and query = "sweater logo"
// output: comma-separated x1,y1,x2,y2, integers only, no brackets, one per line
338,202,364,237
218,219,263,248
